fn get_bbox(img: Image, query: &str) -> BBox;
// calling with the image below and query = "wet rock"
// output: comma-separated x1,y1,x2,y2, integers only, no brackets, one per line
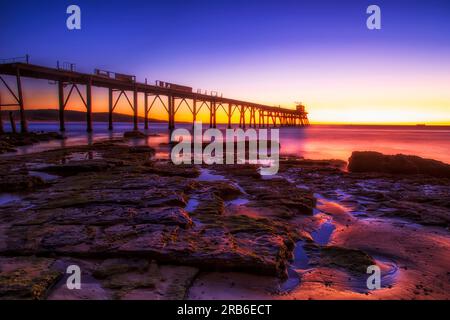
37,159,121,176
0,132,64,154
212,164,261,178
191,181,242,201
128,145,155,154
47,258,112,300
48,274,110,300
0,142,309,281
123,131,147,139
310,246,376,274
106,263,199,300
93,258,150,279
143,190,187,207
0,140,17,153
0,257,62,300
14,206,192,229
144,161,200,178
348,151,450,178
192,193,224,216
379,201,450,228
280,158,347,172
0,174,44,192
245,179,316,218
5,215,295,278
133,207,192,228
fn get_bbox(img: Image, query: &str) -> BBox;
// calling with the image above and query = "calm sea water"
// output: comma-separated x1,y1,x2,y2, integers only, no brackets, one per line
2,122,450,164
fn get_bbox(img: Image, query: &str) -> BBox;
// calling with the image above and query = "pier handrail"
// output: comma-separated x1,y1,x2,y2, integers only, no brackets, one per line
0,54,29,65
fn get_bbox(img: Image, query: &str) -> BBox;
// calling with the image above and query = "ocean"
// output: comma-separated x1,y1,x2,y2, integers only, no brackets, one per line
2,122,450,164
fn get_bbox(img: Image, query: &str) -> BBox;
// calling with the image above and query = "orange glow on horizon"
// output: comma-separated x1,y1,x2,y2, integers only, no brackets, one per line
1,71,449,126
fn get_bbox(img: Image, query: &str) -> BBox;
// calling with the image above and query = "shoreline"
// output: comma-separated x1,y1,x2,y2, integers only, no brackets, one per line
0,137,449,300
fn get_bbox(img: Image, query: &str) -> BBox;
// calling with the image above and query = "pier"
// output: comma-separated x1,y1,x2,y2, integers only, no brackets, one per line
0,56,309,133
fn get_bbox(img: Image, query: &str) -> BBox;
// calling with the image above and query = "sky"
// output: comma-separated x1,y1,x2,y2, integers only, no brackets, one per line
0,0,449,124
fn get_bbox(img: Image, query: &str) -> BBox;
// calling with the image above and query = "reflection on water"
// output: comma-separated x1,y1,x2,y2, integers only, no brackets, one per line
311,221,336,246
280,124,450,164
196,168,226,182
28,171,59,182
2,122,450,163
0,194,21,206
185,197,199,213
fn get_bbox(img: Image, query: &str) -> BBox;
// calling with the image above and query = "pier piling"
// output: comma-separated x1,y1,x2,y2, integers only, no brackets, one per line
9,111,16,133
108,88,113,130
58,80,65,132
86,80,93,133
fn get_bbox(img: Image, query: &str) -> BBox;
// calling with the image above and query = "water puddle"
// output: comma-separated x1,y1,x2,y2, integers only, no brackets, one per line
28,171,59,182
347,256,399,293
279,192,340,294
291,241,310,269
278,240,310,294
295,184,309,191
196,168,226,182
0,194,22,206
185,198,200,213
25,162,49,170
260,174,282,181
278,268,301,293
311,221,336,246
229,181,246,194
61,151,102,163
225,197,249,207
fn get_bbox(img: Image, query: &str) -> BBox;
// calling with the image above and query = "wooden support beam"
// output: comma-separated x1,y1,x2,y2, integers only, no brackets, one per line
133,89,138,131
86,80,93,133
16,69,27,133
0,92,4,134
58,80,65,132
9,111,16,133
168,96,174,130
192,98,197,126
228,104,232,129
209,101,213,128
108,88,113,130
144,93,149,130
213,101,217,128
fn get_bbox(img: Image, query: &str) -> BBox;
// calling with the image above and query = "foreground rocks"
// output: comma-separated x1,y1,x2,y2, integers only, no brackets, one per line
0,141,317,299
1,143,449,299
280,154,450,228
348,151,450,178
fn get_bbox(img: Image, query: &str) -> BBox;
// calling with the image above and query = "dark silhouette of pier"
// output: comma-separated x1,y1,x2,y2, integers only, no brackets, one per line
0,56,309,133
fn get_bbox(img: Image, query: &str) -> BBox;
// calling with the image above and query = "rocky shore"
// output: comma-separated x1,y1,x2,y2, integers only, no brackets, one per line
0,132,65,154
0,138,449,300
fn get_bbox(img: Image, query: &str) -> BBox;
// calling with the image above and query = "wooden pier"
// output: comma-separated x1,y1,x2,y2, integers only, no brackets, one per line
0,57,309,133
